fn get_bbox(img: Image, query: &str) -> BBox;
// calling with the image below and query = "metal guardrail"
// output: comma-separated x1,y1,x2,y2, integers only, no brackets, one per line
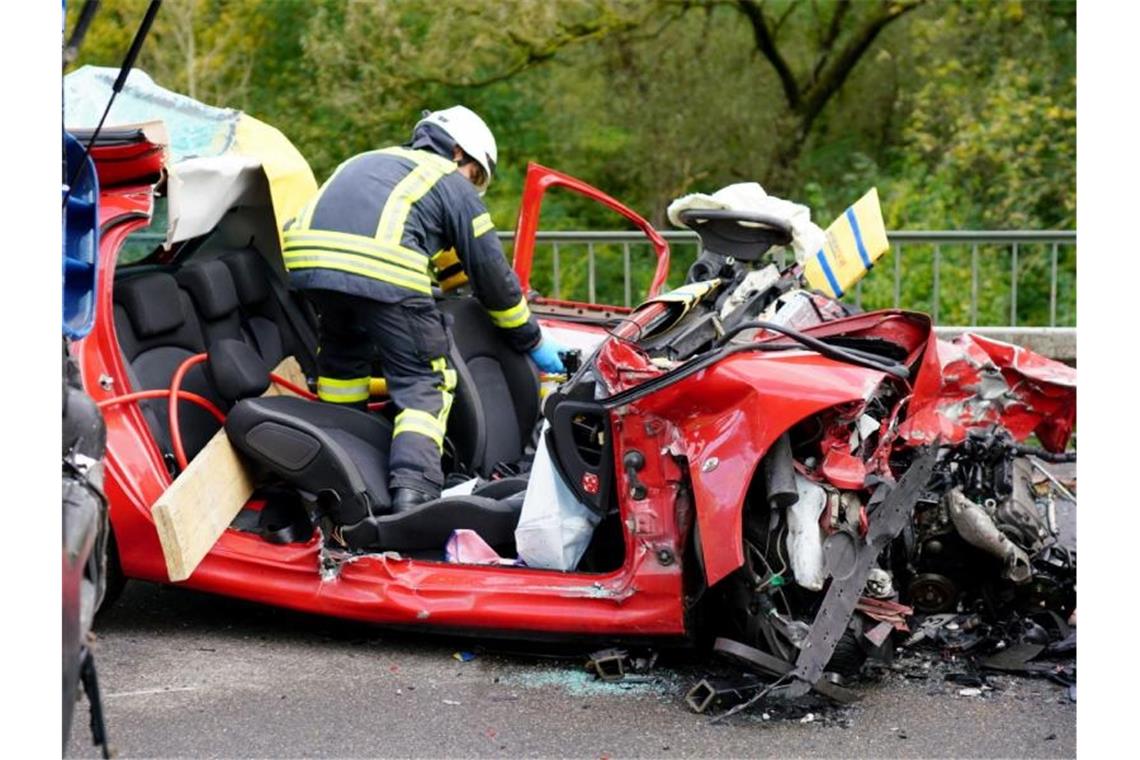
126,228,1076,330
501,230,1076,330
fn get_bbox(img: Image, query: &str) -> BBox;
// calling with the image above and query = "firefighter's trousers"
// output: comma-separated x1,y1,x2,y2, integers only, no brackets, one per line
306,290,456,498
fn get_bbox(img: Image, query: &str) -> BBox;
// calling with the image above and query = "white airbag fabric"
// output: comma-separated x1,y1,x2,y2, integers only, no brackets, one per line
666,182,826,264
514,424,602,570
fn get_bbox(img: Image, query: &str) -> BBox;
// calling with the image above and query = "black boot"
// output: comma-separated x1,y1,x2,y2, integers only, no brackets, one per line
391,487,433,514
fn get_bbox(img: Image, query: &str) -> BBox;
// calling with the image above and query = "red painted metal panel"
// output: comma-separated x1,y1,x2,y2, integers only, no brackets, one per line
513,163,670,298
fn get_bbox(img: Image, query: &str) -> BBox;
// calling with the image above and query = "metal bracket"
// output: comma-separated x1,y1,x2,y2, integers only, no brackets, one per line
786,447,938,697
586,648,629,682
685,674,765,714
713,637,860,705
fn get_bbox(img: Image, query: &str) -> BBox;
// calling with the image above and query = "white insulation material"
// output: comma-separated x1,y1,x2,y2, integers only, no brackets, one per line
786,474,828,590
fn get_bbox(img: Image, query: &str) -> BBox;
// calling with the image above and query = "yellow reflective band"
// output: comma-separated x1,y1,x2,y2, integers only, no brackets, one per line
487,298,532,329
317,376,370,403
375,149,454,244
375,164,441,242
379,146,457,174
472,212,494,238
393,409,446,448
431,357,458,392
438,389,454,428
284,251,433,295
284,229,427,273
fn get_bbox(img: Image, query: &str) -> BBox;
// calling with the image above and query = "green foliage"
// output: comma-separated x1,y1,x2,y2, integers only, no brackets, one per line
66,0,1075,323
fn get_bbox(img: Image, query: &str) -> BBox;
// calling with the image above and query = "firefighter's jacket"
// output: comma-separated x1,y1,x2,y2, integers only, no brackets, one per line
283,145,541,353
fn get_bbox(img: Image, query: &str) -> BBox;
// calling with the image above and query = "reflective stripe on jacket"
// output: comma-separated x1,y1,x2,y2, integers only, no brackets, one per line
285,146,541,352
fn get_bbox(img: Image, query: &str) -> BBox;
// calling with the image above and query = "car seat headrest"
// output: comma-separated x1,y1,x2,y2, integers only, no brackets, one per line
177,260,240,320
207,338,270,404
221,249,271,306
115,273,185,338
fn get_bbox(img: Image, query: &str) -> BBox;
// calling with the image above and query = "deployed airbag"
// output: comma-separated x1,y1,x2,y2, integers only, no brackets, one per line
514,424,601,570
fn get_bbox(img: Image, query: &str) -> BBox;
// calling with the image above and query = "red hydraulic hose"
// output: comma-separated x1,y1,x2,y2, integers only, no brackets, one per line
96,389,225,424
168,353,210,472
267,372,317,400
104,358,384,475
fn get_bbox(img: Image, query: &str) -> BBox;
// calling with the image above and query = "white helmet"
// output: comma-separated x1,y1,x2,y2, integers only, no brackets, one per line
416,105,498,195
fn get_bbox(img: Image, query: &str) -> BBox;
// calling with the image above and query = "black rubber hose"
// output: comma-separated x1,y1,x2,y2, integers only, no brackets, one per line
763,433,799,509
1010,446,1077,463
717,319,910,379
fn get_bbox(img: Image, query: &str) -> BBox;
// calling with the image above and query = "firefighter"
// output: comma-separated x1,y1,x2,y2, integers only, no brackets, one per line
283,106,565,512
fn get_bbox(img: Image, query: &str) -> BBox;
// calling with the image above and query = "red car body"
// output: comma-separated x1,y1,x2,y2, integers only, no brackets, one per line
74,132,1075,642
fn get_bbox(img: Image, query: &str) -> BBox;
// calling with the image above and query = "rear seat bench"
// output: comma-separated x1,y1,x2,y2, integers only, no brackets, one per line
112,249,314,468
113,272,225,464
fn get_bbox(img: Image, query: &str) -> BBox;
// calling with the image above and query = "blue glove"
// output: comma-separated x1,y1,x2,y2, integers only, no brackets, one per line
529,338,566,373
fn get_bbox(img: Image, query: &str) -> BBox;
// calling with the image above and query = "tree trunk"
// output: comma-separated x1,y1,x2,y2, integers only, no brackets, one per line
731,0,924,191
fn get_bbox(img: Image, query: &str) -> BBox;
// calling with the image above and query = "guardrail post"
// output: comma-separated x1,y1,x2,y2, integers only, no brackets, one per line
623,242,631,308
1010,242,1019,327
588,242,596,304
552,242,561,299
970,243,979,326
932,244,941,324
1050,242,1058,327
893,242,902,309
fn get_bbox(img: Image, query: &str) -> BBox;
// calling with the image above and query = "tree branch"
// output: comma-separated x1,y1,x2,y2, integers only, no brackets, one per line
772,0,800,34
812,0,851,82
736,0,801,109
401,4,658,90
799,0,923,128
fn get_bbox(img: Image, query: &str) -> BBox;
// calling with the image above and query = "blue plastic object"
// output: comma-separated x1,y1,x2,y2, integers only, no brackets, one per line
63,132,100,340
529,338,566,374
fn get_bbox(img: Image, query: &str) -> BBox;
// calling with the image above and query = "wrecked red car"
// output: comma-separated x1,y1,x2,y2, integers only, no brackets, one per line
73,127,1075,703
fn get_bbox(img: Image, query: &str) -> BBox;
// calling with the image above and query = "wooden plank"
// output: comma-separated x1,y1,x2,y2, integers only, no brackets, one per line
150,356,309,582
265,355,307,397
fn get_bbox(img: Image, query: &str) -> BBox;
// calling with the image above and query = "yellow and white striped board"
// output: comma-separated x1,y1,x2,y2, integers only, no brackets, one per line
803,188,889,299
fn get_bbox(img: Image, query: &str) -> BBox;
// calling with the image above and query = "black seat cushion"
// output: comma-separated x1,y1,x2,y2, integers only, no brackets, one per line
176,260,244,348
225,396,393,528
438,297,539,477
226,394,528,553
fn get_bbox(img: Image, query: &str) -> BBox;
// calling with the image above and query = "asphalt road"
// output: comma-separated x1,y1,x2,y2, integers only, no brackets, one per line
66,580,1075,759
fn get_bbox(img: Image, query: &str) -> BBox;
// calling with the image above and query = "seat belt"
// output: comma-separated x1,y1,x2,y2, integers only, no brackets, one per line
263,271,320,377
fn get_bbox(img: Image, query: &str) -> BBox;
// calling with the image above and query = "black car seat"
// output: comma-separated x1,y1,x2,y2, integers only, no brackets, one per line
112,271,227,463
218,339,524,552
176,260,245,348
219,248,289,368
226,394,394,529
438,296,541,477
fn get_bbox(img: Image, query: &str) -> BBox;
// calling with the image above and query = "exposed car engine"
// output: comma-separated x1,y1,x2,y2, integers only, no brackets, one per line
902,432,1075,619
